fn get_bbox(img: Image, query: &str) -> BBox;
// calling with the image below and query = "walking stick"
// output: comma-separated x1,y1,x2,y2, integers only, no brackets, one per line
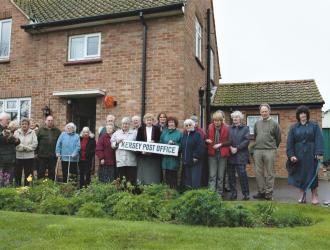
55,157,61,182
67,155,71,183
301,160,321,203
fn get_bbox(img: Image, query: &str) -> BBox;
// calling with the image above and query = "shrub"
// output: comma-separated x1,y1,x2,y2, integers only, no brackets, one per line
254,202,277,226
24,179,60,203
103,192,131,216
58,182,77,198
76,202,106,218
273,210,314,227
112,193,151,221
173,189,224,226
5,197,36,213
39,196,71,215
0,188,19,209
78,181,117,203
218,204,255,227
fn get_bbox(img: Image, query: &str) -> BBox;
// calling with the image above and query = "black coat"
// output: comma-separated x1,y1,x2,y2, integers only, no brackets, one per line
228,124,250,165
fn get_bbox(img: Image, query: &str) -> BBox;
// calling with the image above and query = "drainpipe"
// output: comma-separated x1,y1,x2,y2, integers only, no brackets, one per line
206,9,211,124
140,12,147,118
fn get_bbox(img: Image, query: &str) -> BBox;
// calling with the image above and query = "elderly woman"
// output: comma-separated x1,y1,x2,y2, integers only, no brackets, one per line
55,122,80,183
79,127,96,188
160,116,182,188
227,111,250,200
14,118,38,186
136,113,161,184
181,118,204,189
206,111,230,196
96,124,116,183
111,117,137,184
132,115,141,130
287,105,324,204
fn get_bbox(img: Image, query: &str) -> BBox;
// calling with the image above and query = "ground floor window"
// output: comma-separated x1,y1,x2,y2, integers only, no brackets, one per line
246,114,279,134
0,97,31,121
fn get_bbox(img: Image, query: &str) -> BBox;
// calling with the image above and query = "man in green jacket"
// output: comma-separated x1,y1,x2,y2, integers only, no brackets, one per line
253,104,281,200
36,115,61,180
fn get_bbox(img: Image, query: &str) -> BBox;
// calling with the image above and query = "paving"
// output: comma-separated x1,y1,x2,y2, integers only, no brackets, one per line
226,176,330,205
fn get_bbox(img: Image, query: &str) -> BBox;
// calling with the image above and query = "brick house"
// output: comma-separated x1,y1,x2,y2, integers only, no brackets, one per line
212,79,324,177
0,0,220,133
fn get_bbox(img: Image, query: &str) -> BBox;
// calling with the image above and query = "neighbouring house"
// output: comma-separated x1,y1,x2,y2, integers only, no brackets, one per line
212,79,324,177
0,0,220,133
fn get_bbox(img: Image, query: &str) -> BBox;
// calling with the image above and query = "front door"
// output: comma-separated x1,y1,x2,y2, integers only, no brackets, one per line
67,98,96,134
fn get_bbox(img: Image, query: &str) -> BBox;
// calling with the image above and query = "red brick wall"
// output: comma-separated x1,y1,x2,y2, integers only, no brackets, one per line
0,0,218,132
221,107,323,177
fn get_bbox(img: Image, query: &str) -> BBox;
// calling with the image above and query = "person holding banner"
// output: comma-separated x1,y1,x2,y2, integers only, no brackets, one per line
287,105,324,204
181,119,204,189
111,117,137,184
160,116,182,188
136,113,161,184
55,123,80,183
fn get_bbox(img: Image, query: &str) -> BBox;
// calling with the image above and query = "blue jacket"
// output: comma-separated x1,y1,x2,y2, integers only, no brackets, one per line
228,125,250,165
181,130,204,165
55,132,80,162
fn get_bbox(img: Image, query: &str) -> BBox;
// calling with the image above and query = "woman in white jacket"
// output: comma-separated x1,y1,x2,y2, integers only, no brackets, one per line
111,117,137,184
14,118,38,186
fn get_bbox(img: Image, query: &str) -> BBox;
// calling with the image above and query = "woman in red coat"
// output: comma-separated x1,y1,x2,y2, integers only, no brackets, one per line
206,111,230,196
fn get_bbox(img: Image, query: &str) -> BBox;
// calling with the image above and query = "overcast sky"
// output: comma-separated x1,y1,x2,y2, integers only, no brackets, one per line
213,0,330,110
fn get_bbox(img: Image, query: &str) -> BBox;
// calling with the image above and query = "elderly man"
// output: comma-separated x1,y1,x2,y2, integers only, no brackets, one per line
132,115,141,130
36,115,61,180
0,112,20,186
99,114,117,136
253,103,281,200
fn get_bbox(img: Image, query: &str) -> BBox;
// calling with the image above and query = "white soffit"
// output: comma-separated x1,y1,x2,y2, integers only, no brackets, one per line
53,89,106,98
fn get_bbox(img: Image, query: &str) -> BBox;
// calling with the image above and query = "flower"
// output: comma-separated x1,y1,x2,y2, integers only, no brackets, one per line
27,174,33,183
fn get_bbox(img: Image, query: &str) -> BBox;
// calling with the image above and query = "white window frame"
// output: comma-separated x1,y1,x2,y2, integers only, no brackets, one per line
68,33,101,61
210,48,214,81
0,97,31,121
247,115,279,135
0,18,12,60
195,17,202,61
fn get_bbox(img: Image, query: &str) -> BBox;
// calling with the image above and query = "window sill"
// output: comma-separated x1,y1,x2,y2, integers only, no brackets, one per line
0,59,10,64
64,58,102,66
195,57,205,70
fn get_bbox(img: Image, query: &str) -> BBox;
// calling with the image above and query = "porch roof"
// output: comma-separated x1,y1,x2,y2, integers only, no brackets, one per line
53,89,105,98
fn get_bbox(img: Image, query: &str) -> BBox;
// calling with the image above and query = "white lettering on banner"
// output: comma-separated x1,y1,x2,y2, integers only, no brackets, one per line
118,141,179,156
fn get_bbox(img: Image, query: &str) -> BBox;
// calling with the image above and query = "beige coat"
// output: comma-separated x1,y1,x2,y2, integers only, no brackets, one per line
14,128,38,159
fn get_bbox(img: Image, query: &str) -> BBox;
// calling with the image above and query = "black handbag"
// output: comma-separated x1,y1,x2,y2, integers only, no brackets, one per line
286,158,298,175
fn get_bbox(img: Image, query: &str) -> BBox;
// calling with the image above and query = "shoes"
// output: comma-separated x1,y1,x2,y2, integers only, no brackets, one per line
264,193,273,200
253,193,265,200
242,195,250,201
298,193,306,204
224,187,231,193
230,193,237,200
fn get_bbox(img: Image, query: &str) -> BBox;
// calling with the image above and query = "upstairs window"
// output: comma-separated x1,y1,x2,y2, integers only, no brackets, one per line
0,19,12,59
68,33,101,61
195,17,202,61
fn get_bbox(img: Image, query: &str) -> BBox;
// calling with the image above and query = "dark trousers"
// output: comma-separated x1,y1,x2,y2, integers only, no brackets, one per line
163,169,177,189
79,160,92,188
38,157,57,180
184,162,202,189
98,165,115,183
117,166,137,185
61,161,78,183
0,165,15,187
15,158,34,186
228,164,250,196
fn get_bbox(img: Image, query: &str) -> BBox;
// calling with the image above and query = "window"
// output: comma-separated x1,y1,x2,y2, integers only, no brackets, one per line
0,19,12,59
246,115,279,135
210,48,214,81
68,33,101,61
0,98,31,121
195,17,202,61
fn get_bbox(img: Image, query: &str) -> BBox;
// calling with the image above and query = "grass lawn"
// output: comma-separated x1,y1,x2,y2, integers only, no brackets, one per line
1,202,330,250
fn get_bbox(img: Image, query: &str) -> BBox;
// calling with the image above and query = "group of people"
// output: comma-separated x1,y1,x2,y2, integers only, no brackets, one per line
0,103,325,204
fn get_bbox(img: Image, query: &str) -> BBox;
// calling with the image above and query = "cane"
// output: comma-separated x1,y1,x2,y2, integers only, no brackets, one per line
67,155,71,183
55,157,61,182
301,160,321,203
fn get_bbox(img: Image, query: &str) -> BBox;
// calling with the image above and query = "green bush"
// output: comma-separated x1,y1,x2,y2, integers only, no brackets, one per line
77,181,117,203
58,182,77,198
219,204,255,227
112,193,151,221
5,197,36,213
103,192,131,216
39,196,71,215
24,180,60,203
0,188,19,209
76,202,106,218
173,189,224,226
254,202,277,226
273,210,314,227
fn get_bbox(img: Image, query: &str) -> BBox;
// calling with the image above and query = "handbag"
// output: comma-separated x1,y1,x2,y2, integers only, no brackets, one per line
286,158,298,175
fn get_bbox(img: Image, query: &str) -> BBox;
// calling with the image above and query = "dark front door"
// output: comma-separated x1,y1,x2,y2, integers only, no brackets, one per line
67,98,96,134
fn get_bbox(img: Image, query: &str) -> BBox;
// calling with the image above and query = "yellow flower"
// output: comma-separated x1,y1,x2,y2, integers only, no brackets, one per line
27,174,33,183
